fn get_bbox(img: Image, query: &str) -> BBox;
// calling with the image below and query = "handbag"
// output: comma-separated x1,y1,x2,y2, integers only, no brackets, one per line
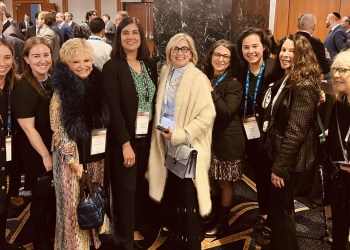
165,129,197,179
35,171,54,196
77,166,107,230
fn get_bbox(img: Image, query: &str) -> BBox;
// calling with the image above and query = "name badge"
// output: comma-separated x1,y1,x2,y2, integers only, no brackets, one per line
243,116,260,140
5,135,11,161
135,111,150,138
90,129,107,155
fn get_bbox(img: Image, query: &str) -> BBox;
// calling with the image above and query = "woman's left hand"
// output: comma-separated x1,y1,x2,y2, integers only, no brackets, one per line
317,90,326,106
271,173,285,188
160,126,173,140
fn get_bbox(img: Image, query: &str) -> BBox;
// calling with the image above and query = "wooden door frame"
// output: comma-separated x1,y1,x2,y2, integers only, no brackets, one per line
13,0,49,20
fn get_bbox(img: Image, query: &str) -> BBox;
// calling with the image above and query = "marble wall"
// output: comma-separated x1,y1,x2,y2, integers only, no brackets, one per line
153,0,270,66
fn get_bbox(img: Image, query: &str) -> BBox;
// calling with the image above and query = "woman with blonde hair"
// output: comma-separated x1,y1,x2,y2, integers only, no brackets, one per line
326,50,350,250
147,33,216,249
50,38,109,249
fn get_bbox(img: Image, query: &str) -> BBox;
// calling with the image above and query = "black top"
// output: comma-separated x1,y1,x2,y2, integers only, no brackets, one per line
211,74,245,160
102,57,157,149
13,77,52,188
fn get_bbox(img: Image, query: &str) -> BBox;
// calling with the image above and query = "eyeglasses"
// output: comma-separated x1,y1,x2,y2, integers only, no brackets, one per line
331,67,350,76
212,52,231,62
172,46,190,53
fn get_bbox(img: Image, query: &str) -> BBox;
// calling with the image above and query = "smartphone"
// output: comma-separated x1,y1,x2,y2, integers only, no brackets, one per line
333,161,350,166
156,125,169,134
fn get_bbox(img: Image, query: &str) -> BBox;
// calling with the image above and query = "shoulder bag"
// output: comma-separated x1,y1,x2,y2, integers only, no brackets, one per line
165,129,197,179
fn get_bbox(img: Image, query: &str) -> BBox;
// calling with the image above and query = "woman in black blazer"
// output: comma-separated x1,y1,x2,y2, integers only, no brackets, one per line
202,40,245,237
102,17,157,250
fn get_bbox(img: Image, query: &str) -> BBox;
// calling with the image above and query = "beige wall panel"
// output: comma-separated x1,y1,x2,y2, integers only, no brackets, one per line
287,0,340,41
101,0,117,21
273,0,290,41
340,0,350,18
68,0,95,24
50,0,62,12
4,0,13,17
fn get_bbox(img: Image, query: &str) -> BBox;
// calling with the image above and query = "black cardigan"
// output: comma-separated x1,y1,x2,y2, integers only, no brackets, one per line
102,57,157,149
211,75,245,161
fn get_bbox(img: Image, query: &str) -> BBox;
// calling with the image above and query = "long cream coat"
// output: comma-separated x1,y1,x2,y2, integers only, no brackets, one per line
147,62,216,216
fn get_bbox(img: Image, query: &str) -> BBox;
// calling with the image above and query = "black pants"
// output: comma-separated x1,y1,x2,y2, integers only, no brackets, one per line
161,172,201,250
0,199,8,248
270,172,301,250
246,139,272,216
331,173,350,250
30,191,56,250
110,143,150,250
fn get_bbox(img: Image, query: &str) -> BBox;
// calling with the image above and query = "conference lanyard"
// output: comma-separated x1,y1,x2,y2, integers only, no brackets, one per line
212,71,228,89
244,62,265,115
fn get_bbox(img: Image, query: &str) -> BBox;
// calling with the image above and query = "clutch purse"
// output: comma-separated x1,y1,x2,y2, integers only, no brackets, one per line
77,168,107,230
165,130,197,179
35,171,54,196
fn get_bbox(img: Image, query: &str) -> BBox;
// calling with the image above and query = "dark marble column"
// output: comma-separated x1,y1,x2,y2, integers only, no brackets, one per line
231,0,270,42
153,0,270,65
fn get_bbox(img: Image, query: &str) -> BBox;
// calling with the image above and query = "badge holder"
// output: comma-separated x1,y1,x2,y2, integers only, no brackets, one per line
135,111,150,138
243,116,260,140
90,128,107,155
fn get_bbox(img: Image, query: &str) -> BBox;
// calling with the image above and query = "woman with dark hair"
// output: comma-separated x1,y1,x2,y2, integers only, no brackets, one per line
325,50,350,250
202,39,245,237
13,36,55,250
102,17,157,250
261,33,321,250
236,27,281,245
0,38,23,250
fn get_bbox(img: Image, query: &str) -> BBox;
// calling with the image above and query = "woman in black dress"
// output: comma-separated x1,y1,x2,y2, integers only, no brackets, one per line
202,40,245,237
0,38,23,250
13,37,55,250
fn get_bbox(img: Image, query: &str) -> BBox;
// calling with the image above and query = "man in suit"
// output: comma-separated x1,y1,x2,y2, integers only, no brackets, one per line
64,12,80,38
102,14,116,45
0,2,25,250
55,12,73,43
341,16,350,44
296,13,330,75
324,12,347,59
19,13,33,35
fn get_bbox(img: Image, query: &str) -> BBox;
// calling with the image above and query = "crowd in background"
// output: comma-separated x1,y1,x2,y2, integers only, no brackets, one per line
0,2,349,250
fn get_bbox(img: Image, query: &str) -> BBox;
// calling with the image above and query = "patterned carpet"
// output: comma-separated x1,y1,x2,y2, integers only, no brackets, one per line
6,172,344,250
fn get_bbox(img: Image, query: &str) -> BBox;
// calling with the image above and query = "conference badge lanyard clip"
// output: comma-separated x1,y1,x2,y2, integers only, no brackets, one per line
90,128,107,155
243,62,265,140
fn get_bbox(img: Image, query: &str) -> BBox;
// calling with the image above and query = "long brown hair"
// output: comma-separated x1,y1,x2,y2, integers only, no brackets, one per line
22,37,53,99
0,38,19,92
277,34,321,89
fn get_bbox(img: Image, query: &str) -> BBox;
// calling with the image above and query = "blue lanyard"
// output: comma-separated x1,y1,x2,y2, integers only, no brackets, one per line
212,71,228,89
244,61,265,115
7,91,11,135
88,37,102,41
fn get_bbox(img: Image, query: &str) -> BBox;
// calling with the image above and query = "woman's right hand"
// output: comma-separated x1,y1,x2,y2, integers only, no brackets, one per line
122,141,135,168
42,154,53,172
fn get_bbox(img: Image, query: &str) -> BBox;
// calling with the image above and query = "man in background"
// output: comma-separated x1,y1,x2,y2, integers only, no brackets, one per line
55,12,73,43
102,14,116,45
324,12,347,59
19,13,33,35
341,15,350,44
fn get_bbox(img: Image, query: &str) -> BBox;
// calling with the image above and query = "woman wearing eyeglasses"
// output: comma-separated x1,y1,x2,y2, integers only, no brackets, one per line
147,33,216,250
325,50,350,250
201,40,245,238
102,17,157,250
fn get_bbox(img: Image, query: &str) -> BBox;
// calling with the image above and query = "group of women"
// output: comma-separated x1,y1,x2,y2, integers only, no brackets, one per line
0,13,349,250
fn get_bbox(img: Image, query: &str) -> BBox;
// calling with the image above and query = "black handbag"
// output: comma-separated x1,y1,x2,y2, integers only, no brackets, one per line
165,130,197,179
77,166,107,230
35,171,54,196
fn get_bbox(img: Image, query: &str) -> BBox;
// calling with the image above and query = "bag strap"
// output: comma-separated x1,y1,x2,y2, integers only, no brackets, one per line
335,99,349,162
317,112,326,143
184,129,192,147
80,164,94,197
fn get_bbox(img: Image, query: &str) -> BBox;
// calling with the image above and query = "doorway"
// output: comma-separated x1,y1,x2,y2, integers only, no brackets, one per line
13,0,56,23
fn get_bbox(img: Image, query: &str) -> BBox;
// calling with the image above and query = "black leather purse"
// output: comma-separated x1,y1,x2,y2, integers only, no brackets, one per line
35,171,54,196
77,166,107,230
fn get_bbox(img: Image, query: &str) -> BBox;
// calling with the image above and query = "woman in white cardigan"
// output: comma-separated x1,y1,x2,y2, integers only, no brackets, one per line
147,33,216,249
